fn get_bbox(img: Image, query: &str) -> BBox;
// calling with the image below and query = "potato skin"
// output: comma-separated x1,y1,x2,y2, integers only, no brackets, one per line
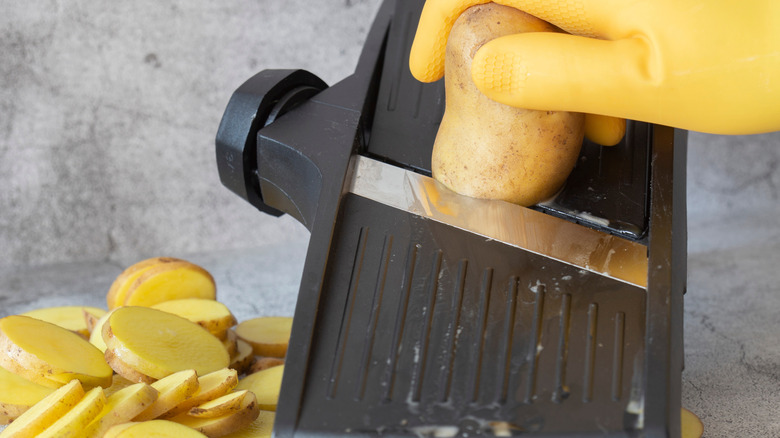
432,3,585,206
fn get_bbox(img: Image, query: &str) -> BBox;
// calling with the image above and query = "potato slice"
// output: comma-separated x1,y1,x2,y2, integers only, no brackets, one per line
83,382,158,438
103,374,138,398
21,306,106,339
235,366,283,412
151,299,237,339
681,407,704,438
107,257,183,310
0,380,84,438
229,340,255,375
0,315,112,389
82,308,105,335
170,391,259,438
103,307,229,380
123,261,216,308
37,386,106,438
134,369,199,421
234,317,292,358
0,366,55,425
89,309,117,353
249,357,284,375
104,349,155,384
104,420,207,438
189,390,250,418
162,368,238,418
222,330,239,358
221,410,274,438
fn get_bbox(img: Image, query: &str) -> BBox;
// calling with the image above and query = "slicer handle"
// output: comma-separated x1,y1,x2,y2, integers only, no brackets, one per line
215,69,327,216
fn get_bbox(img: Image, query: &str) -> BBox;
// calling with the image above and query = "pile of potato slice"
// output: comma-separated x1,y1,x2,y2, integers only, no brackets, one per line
0,257,291,438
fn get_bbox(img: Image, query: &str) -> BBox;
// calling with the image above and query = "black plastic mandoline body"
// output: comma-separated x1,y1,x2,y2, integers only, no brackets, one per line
215,1,688,436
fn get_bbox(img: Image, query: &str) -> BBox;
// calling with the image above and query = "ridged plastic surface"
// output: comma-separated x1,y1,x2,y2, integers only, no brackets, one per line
293,194,646,436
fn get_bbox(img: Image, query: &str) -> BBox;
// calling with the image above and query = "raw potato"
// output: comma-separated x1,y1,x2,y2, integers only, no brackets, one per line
83,308,105,335
37,386,106,438
681,407,704,438
103,374,139,398
222,330,239,358
83,382,158,438
134,369,199,421
0,380,84,438
123,261,217,308
89,309,117,353
104,420,207,438
431,3,585,206
221,410,274,438
235,366,284,412
0,315,113,389
234,317,292,358
104,349,156,385
170,391,259,438
162,368,238,418
103,307,230,380
151,299,237,339
229,340,255,375
0,367,55,425
189,390,251,418
249,357,284,375
107,257,183,310
21,306,106,339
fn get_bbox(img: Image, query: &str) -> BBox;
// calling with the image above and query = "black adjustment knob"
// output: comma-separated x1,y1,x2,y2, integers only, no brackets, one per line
215,69,327,215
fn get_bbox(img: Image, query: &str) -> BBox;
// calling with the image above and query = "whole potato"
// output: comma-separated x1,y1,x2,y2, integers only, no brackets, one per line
432,3,585,206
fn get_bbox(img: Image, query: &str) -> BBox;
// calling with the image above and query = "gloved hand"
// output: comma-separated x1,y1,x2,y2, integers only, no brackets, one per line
410,0,780,135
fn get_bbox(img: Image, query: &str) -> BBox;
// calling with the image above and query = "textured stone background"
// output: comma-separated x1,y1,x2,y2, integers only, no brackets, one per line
1,0,382,267
2,1,780,436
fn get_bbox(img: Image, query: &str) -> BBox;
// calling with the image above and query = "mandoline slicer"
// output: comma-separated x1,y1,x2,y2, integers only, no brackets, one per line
215,0,688,436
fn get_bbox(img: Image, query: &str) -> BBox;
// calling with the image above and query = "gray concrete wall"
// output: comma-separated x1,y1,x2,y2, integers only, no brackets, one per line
2,0,779,269
1,0,382,267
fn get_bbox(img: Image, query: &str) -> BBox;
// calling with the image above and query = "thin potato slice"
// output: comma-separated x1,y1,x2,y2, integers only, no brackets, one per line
170,391,259,438
83,308,105,335
235,366,284,412
0,380,84,438
83,382,158,438
37,386,106,438
89,309,117,353
234,317,292,358
104,420,207,438
104,349,155,384
21,306,106,338
134,369,199,421
681,407,704,438
249,357,284,375
222,330,238,358
123,261,216,308
0,366,56,425
107,257,184,310
189,390,250,418
229,340,255,375
151,299,236,338
103,374,138,398
162,368,238,418
0,315,112,389
221,410,274,438
104,307,229,380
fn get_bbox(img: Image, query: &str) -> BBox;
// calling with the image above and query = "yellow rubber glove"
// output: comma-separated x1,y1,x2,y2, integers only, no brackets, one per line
410,0,780,135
